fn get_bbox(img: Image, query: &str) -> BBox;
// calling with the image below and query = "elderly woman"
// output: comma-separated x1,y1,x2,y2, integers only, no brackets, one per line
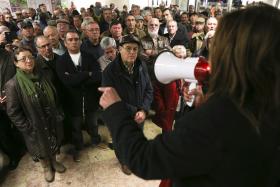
4,47,65,182
98,37,117,72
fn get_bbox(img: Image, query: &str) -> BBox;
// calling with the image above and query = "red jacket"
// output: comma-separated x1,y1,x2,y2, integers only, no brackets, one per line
152,80,180,132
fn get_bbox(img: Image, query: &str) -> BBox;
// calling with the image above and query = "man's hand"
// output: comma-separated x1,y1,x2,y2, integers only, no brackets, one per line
134,110,146,124
99,87,121,109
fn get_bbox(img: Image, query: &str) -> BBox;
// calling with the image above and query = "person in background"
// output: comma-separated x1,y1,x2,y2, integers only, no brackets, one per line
5,47,66,183
98,4,280,187
102,34,153,175
98,37,117,71
43,26,66,56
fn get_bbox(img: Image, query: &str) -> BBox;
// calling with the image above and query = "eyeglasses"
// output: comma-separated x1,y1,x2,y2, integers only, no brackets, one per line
17,56,35,62
122,46,138,53
37,43,51,48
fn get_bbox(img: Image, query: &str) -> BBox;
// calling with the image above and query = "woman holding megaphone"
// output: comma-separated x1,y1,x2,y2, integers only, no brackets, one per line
98,4,280,187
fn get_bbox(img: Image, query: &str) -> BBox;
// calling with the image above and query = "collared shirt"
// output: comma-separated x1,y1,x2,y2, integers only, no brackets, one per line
52,42,65,56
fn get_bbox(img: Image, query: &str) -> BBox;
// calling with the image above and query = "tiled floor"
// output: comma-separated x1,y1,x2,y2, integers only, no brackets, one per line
1,120,161,187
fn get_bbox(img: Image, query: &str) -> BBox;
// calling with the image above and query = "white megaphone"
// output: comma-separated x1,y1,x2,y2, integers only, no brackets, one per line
154,51,210,107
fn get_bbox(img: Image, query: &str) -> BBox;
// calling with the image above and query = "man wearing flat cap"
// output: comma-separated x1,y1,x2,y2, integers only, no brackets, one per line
102,34,153,174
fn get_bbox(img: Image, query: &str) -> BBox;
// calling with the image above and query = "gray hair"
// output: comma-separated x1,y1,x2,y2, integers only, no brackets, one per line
81,18,95,29
0,26,9,34
34,35,49,47
141,9,151,17
166,20,177,28
100,37,116,50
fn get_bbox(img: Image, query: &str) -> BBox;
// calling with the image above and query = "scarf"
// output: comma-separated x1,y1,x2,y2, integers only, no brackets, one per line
16,68,56,108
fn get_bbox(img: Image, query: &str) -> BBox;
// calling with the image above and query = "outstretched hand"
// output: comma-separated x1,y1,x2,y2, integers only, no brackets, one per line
99,87,121,109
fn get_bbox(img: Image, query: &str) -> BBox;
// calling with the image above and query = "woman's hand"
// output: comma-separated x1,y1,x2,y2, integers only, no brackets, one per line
99,87,121,109
183,85,205,108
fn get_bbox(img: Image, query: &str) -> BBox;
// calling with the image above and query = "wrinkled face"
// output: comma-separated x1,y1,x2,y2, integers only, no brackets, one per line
154,9,162,19
180,14,189,24
163,10,173,22
36,37,53,58
126,15,136,30
64,32,80,54
167,21,177,35
104,46,117,61
43,28,60,47
148,19,160,34
119,43,138,64
86,23,100,41
103,10,112,22
206,18,218,32
21,27,34,41
110,24,122,39
15,50,35,73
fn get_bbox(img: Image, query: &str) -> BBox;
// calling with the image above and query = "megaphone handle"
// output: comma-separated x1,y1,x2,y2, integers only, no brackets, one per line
186,83,196,107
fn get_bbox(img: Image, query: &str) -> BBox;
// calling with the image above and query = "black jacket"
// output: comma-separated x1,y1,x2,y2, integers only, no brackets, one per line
56,51,102,116
5,71,64,158
102,55,153,116
103,96,280,187
164,31,189,48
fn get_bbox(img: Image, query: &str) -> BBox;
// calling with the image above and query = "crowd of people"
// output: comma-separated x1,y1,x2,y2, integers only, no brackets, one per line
0,1,280,187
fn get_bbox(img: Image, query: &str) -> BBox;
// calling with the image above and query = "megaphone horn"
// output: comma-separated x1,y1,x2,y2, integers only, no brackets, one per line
154,51,210,84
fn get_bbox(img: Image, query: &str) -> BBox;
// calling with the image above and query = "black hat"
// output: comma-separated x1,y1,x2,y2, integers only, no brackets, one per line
119,34,140,46
21,20,33,29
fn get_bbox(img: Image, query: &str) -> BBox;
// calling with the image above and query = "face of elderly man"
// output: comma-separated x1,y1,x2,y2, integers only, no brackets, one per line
167,21,178,36
148,18,160,38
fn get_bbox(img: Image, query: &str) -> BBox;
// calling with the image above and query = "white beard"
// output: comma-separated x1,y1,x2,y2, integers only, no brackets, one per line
148,30,158,38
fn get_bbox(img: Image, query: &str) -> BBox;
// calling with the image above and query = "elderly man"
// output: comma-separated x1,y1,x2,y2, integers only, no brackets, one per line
56,30,102,162
164,20,189,48
81,21,103,60
206,17,218,32
35,36,60,83
98,37,117,71
123,14,146,39
102,34,153,175
43,26,66,56
159,8,187,36
140,18,170,82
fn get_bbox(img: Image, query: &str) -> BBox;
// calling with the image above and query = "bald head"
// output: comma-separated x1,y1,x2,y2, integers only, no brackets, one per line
43,26,60,48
